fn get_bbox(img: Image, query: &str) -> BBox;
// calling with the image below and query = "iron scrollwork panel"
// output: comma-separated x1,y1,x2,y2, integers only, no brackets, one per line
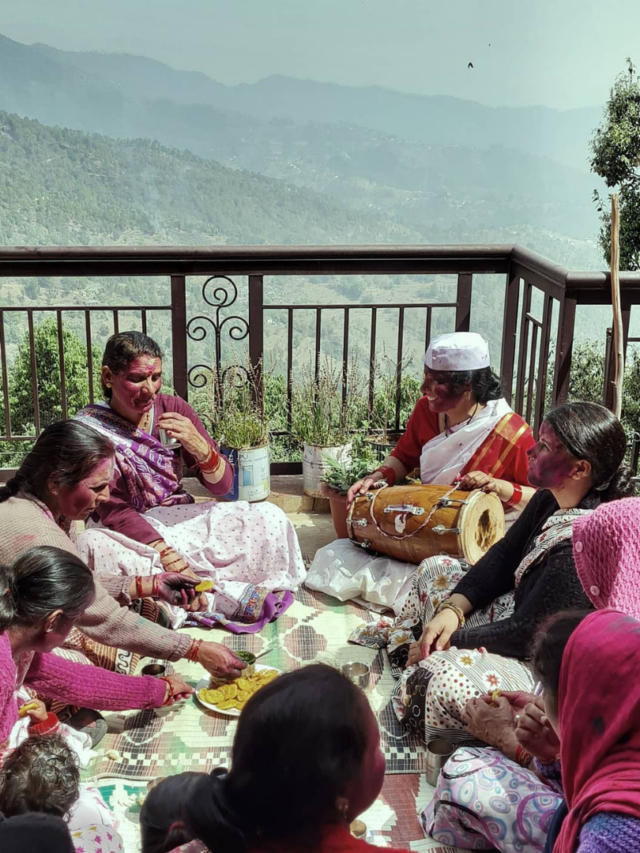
187,275,249,405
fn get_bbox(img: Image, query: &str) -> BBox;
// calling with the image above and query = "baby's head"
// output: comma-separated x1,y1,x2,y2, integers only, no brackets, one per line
0,733,80,818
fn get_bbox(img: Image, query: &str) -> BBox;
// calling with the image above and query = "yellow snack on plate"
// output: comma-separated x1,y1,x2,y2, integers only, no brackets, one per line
203,668,280,712
195,580,214,593
200,688,223,705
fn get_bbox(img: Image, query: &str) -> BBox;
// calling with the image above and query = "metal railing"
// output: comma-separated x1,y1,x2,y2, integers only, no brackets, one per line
1,244,640,474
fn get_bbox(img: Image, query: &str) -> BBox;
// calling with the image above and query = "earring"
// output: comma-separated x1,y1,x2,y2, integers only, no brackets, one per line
337,796,349,821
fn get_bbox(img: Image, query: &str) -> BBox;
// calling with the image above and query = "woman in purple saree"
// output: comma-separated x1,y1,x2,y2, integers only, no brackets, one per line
76,332,305,634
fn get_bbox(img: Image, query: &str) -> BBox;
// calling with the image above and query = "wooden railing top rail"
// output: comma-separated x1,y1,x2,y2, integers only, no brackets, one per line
0,244,515,277
3,244,639,297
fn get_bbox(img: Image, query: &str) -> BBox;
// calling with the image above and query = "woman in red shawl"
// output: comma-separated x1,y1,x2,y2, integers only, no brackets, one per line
533,609,640,853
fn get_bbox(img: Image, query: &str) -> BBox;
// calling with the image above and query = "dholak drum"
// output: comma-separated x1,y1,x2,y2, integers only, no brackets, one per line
347,484,505,566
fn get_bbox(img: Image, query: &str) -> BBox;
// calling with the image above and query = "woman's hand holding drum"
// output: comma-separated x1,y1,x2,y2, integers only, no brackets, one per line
458,470,512,503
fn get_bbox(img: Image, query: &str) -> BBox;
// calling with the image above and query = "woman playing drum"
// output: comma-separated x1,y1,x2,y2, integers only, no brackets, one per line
306,332,535,610
349,402,634,743
347,332,535,520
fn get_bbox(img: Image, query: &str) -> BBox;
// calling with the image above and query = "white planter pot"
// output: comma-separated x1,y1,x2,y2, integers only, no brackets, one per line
221,444,271,502
302,443,352,497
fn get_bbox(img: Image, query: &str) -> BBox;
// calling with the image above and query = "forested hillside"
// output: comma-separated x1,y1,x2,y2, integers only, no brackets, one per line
0,109,416,248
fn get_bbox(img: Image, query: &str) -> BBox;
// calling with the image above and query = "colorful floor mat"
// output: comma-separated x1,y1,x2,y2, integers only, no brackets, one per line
83,586,443,852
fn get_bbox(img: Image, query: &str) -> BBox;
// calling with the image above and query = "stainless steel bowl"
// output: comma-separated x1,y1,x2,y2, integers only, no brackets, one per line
141,663,167,678
341,661,371,689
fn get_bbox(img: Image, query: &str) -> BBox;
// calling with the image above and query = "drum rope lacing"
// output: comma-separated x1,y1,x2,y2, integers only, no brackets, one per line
367,483,459,540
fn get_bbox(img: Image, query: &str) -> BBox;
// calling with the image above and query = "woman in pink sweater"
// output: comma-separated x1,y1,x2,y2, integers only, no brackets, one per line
0,545,192,750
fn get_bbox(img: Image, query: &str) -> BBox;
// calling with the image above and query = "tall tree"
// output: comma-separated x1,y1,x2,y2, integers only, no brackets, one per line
8,318,101,434
591,59,640,270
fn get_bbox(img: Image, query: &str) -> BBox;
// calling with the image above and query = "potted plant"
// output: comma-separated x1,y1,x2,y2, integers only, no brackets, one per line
321,438,377,538
364,357,421,462
290,359,362,497
209,362,271,502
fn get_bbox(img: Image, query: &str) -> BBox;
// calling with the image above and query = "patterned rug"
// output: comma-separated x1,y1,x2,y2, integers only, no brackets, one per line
82,586,446,852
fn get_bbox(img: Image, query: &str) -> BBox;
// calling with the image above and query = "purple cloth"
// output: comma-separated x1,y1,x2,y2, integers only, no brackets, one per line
186,590,294,634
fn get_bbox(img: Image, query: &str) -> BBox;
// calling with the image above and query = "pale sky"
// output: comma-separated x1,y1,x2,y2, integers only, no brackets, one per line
3,0,639,110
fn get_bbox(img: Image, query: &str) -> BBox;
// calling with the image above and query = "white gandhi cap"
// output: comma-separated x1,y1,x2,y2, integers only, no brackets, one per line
424,332,491,372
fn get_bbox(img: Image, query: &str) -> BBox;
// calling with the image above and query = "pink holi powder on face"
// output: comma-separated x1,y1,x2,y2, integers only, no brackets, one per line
57,457,114,520
111,356,163,416
527,422,575,488
422,370,467,413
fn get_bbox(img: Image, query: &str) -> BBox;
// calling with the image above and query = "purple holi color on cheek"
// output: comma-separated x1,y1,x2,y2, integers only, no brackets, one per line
528,452,573,487
427,383,466,413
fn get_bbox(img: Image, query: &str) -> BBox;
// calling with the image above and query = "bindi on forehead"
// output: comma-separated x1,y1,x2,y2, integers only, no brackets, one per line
126,357,161,377
85,460,114,485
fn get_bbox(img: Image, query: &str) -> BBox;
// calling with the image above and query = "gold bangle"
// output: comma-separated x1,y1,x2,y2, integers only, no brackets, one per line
435,600,466,628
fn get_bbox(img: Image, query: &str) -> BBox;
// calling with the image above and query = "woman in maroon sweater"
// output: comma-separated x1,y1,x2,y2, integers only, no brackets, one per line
76,331,306,634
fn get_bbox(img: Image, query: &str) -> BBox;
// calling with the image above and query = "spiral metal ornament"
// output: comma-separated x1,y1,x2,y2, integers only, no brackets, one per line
186,276,250,399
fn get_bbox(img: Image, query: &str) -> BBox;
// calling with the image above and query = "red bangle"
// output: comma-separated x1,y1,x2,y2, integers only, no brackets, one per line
159,676,174,706
159,546,173,559
515,744,533,767
135,576,146,600
503,484,523,508
374,466,397,487
199,446,221,474
187,639,203,663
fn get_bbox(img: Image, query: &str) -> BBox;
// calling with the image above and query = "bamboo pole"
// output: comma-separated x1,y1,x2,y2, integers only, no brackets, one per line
610,193,624,419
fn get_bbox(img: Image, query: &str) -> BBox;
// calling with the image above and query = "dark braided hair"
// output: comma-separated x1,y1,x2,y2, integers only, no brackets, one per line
432,367,503,405
0,546,95,634
544,402,634,501
180,665,372,853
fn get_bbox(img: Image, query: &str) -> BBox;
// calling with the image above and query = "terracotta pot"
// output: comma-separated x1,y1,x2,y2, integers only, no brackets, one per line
321,482,350,539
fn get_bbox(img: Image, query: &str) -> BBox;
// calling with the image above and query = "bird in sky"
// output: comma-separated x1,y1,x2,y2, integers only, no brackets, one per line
468,62,474,69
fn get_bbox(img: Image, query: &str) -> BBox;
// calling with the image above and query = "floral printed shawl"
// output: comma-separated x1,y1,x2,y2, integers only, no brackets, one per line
76,403,194,513
514,507,592,587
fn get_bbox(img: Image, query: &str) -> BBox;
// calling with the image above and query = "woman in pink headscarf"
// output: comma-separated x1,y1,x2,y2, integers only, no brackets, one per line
537,608,640,852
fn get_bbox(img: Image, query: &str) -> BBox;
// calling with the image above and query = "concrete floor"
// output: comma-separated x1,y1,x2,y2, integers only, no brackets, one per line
288,510,337,558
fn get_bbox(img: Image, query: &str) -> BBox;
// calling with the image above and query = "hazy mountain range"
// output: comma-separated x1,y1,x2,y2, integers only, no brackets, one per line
0,32,604,269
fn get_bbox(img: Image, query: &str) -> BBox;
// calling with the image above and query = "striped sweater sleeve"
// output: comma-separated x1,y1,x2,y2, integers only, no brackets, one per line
76,580,192,662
